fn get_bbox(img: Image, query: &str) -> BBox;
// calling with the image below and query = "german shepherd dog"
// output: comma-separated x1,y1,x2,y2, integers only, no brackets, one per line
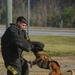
29,42,63,75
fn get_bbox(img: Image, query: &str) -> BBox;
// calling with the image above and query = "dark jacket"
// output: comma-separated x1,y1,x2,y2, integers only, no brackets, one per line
1,24,31,62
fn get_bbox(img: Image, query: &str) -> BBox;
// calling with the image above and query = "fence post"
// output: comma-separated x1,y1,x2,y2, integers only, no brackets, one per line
6,0,12,29
27,0,30,36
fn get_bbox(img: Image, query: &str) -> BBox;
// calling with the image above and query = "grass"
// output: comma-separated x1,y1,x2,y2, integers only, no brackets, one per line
29,36,75,56
0,35,75,57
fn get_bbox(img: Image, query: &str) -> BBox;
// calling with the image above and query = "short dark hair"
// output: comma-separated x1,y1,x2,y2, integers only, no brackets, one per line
16,16,27,24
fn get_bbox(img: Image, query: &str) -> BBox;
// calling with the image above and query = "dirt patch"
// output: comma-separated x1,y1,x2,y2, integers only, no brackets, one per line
0,56,75,75
27,56,75,75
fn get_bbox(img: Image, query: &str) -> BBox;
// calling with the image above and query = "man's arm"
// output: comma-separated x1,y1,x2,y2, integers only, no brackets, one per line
9,25,31,52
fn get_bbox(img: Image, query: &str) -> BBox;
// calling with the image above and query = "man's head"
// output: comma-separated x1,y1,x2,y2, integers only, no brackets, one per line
16,16,27,30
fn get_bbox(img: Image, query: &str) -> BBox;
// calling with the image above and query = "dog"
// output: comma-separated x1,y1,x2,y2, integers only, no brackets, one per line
29,46,63,75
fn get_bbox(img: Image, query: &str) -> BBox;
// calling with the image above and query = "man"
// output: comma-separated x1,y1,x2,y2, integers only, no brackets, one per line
1,16,32,75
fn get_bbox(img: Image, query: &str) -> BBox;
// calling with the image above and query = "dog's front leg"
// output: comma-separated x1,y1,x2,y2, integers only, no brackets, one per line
49,71,58,75
33,58,42,64
30,58,42,68
28,60,34,68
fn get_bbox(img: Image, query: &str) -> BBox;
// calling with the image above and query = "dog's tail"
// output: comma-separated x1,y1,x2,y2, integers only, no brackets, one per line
67,70,75,75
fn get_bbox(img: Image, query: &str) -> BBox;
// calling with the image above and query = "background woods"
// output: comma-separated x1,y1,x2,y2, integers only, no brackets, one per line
0,0,75,28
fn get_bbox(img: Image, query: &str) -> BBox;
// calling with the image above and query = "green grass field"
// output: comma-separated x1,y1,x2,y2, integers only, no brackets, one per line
0,35,75,56
29,36,75,56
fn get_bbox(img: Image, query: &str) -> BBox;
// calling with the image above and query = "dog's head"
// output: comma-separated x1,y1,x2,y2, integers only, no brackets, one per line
31,47,43,55
31,41,44,56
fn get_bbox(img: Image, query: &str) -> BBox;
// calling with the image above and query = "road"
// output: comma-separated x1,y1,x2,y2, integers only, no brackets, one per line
0,29,75,38
30,30,75,36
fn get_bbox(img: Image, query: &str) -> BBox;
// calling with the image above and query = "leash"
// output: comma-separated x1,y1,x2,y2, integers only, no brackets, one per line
43,50,54,61
44,54,53,61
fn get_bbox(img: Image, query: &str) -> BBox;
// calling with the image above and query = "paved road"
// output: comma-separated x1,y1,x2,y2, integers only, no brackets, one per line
0,29,75,38
30,30,75,36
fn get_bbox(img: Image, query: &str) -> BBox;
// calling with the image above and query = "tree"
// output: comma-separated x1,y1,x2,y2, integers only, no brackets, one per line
47,11,60,27
62,6,75,27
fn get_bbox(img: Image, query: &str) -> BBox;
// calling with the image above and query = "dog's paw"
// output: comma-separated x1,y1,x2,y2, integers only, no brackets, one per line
28,61,32,64
28,61,33,68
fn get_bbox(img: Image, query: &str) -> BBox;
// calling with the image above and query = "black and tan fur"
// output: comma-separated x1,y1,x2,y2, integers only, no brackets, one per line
29,49,63,75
